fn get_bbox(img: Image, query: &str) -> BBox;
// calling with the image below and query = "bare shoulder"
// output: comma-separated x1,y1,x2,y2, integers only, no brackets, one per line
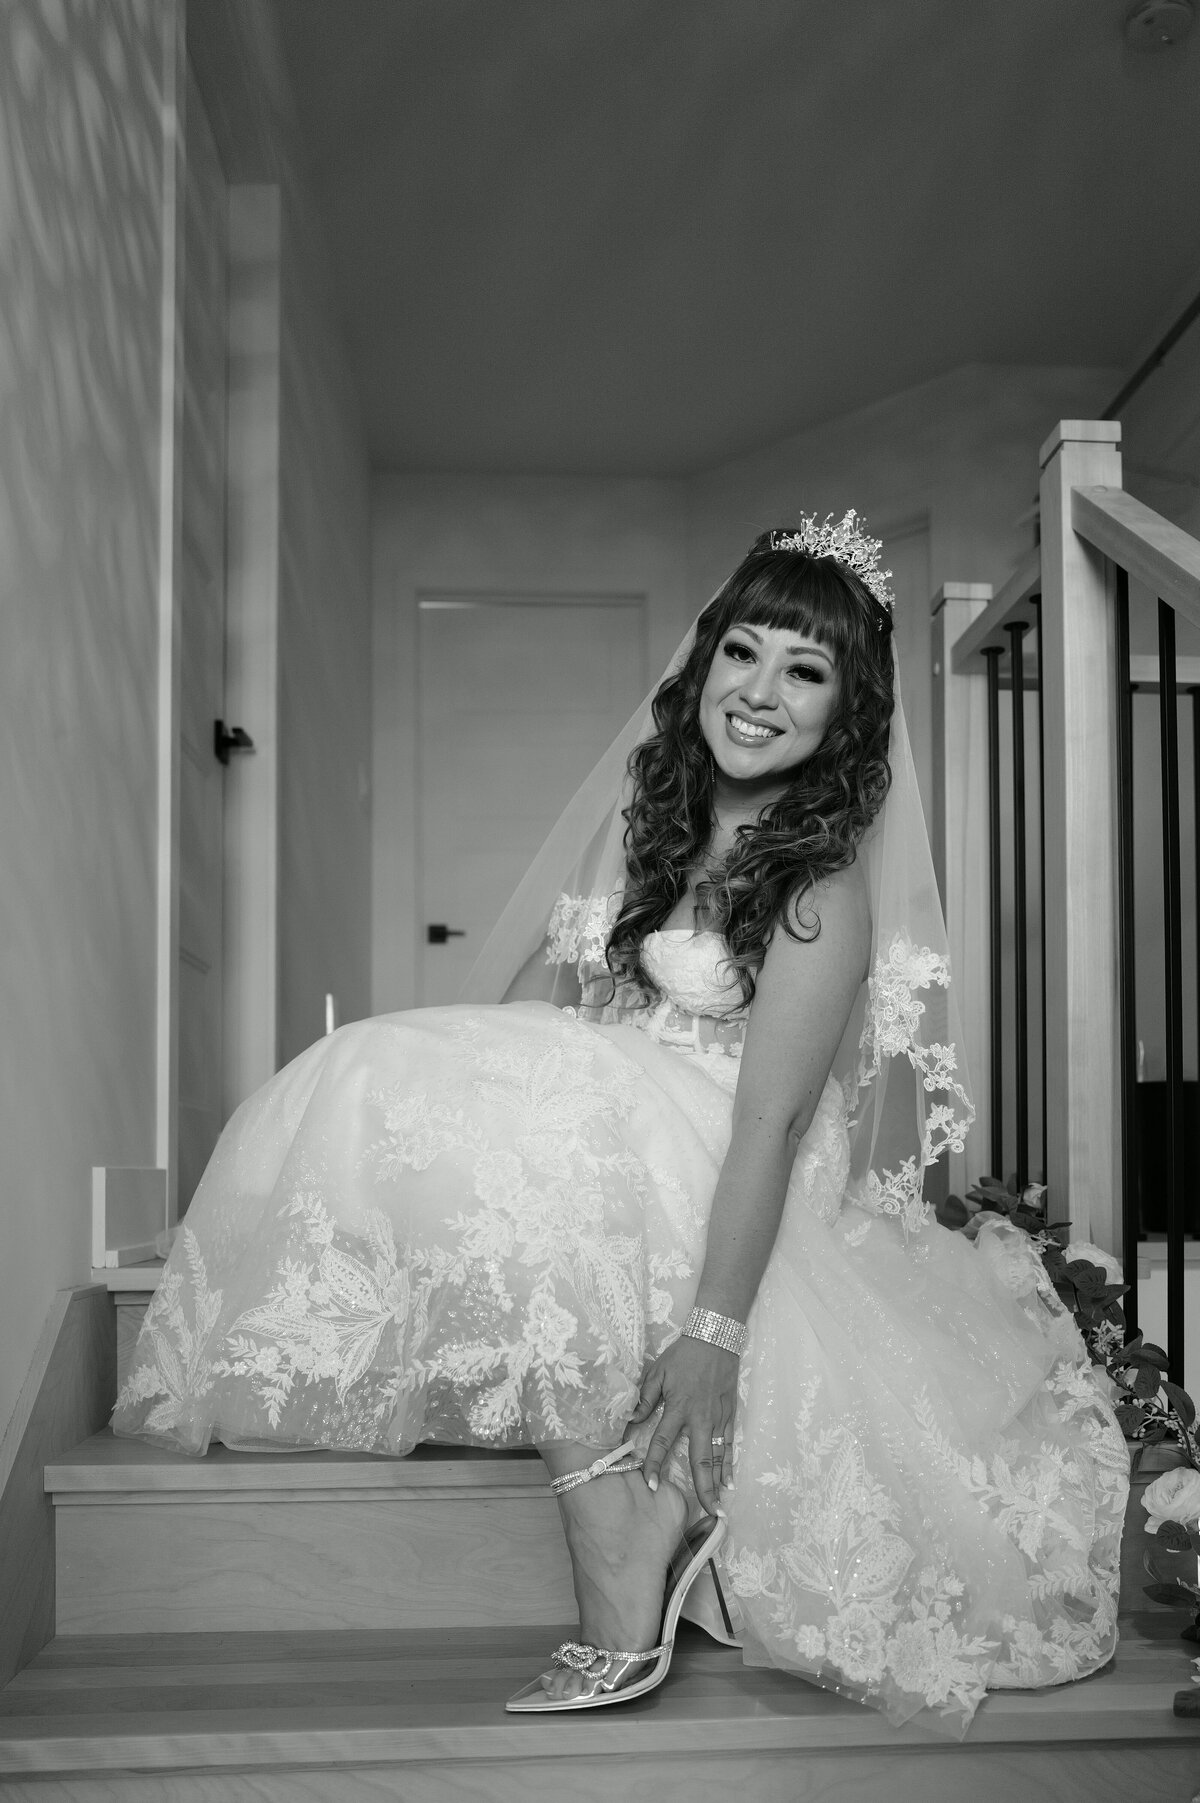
785,859,870,961
747,860,871,1060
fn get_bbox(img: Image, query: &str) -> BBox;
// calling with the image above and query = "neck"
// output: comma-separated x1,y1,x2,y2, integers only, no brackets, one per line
711,770,789,825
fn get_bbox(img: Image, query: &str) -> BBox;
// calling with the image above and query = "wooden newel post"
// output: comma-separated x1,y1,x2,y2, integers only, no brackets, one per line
930,583,993,1199
1038,421,1124,1251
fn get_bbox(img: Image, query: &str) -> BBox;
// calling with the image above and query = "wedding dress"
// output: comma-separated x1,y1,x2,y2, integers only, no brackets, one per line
113,912,1127,1734
114,529,1128,1733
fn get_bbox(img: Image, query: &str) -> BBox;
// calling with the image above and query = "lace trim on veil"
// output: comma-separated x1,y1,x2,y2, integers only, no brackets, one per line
850,934,975,1238
546,892,621,968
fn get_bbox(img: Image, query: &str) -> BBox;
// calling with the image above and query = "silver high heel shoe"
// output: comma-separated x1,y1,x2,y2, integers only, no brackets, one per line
505,1439,730,1713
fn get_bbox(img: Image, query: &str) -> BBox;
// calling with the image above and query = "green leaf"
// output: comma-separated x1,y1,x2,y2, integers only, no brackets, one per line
1156,1519,1194,1552
1115,1403,1147,1434
968,1178,1009,1202
1165,1382,1198,1429
936,1195,972,1231
1144,1581,1199,1607
1134,1363,1163,1399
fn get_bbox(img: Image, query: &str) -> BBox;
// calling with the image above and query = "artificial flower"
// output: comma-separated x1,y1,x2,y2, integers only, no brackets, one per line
1143,1466,1200,1534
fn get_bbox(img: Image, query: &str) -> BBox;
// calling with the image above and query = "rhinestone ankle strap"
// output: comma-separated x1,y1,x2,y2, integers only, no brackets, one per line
550,1439,644,1496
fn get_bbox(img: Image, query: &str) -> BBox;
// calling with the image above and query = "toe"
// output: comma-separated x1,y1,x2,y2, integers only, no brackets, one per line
539,1667,576,1702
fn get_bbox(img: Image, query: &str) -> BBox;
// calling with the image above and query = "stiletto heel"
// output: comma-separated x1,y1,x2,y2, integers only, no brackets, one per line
709,1557,740,1645
505,1441,729,1713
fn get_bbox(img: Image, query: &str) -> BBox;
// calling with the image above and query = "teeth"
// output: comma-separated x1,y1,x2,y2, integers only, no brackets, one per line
729,715,780,740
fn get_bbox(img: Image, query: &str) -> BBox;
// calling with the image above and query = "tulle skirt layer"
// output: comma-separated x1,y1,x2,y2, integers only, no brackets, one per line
113,1000,1128,1734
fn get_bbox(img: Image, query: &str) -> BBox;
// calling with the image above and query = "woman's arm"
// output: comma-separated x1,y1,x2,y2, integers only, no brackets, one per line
693,857,871,1321
633,860,870,1508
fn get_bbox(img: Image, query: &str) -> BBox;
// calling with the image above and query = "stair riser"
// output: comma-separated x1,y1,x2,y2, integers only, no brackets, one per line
2,1745,1198,1802
54,1494,576,1634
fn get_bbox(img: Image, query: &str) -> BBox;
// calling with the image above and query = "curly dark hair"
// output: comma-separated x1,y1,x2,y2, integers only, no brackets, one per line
606,532,895,1008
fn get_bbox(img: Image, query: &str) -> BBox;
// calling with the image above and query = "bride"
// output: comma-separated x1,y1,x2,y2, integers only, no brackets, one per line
113,513,1128,1735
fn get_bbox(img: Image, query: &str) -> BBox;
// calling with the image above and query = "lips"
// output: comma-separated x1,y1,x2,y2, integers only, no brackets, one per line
726,711,783,747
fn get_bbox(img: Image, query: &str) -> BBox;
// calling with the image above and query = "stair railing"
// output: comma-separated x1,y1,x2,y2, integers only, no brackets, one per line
934,421,1200,1384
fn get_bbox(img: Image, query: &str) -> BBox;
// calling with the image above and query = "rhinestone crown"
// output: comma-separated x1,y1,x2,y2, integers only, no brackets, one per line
765,510,894,616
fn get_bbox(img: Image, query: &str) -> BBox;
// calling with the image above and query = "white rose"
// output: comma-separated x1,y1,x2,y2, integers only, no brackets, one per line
1065,1241,1122,1282
1143,1467,1200,1534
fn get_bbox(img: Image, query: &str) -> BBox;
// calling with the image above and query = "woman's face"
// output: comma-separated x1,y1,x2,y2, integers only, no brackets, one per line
698,621,841,792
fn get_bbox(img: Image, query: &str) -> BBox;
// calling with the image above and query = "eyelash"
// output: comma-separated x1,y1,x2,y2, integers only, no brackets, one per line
722,640,825,684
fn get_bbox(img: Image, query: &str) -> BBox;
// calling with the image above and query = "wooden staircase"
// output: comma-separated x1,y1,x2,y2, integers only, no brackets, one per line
0,1433,1198,1800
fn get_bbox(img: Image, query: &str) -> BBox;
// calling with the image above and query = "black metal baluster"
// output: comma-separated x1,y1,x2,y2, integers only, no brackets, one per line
984,644,1004,1178
1195,685,1200,1217
1034,597,1048,1186
1006,621,1030,1189
1115,571,1138,1336
1159,600,1185,1384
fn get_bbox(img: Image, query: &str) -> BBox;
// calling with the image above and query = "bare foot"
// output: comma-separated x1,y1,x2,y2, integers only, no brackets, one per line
536,1444,689,1702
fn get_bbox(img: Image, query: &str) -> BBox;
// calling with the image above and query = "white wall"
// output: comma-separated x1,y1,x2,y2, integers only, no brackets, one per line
0,2,167,1446
192,0,374,1075
371,473,688,1011
276,180,373,1065
1117,306,1200,1090
0,1,373,1449
1121,291,1200,544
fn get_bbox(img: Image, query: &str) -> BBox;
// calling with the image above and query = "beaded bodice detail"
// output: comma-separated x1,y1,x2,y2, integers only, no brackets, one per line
565,926,750,1081
628,930,748,1071
640,929,744,1017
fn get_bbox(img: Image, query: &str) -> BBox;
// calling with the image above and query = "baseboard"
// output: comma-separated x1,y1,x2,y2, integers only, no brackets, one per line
0,1288,115,1687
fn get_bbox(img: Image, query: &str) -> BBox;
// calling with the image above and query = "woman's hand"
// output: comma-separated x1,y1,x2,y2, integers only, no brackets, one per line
629,1335,738,1514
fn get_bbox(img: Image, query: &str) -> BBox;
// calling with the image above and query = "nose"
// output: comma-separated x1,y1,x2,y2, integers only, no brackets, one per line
739,665,779,711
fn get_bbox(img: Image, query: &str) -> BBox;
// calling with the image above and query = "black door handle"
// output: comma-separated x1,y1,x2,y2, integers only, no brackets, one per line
214,720,255,765
427,924,467,944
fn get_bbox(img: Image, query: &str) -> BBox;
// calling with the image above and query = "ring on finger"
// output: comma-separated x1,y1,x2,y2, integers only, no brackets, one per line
711,1434,725,1447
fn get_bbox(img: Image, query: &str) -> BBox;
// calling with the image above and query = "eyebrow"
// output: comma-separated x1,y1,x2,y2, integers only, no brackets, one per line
732,625,834,664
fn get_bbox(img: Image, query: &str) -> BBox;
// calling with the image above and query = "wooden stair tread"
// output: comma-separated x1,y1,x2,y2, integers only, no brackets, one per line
45,1429,542,1495
2,1621,1199,1777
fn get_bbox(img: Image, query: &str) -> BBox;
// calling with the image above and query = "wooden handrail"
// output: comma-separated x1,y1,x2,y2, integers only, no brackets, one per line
1073,487,1200,633
950,547,1040,674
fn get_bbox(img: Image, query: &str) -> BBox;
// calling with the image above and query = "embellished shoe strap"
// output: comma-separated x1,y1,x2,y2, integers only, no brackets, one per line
550,1439,644,1496
552,1639,669,1675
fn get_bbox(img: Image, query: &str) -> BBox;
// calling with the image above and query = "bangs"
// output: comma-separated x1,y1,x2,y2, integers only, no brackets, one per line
719,554,866,665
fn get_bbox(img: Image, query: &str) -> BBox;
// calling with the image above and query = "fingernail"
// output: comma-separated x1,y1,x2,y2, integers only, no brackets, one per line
647,1473,658,1492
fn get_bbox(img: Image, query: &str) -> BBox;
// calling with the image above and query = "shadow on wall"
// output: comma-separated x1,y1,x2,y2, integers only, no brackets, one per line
0,0,165,1446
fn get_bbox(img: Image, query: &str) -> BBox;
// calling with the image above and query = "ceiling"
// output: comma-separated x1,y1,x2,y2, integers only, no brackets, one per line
270,0,1200,476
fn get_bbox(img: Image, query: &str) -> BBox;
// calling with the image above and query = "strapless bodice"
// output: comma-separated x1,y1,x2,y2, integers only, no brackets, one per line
593,928,748,1087
639,928,746,1019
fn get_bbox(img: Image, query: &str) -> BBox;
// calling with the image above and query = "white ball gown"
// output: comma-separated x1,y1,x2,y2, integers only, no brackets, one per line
113,920,1128,1736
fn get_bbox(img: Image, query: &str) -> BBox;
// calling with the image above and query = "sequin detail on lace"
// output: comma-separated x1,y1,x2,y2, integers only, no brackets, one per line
722,1364,1124,1729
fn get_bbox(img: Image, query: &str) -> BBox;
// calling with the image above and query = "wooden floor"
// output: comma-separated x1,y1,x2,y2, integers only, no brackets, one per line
2,1615,1199,1802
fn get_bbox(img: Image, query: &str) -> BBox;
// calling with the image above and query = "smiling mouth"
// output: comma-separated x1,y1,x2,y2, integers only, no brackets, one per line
726,712,783,744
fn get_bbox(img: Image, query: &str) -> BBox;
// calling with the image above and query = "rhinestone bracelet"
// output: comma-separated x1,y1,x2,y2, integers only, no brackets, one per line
682,1305,748,1357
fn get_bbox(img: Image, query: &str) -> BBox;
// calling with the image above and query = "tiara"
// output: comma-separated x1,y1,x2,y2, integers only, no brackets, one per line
764,510,894,617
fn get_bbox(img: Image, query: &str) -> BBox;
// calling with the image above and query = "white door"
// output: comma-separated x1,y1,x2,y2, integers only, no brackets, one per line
176,66,230,1207
416,596,648,1004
